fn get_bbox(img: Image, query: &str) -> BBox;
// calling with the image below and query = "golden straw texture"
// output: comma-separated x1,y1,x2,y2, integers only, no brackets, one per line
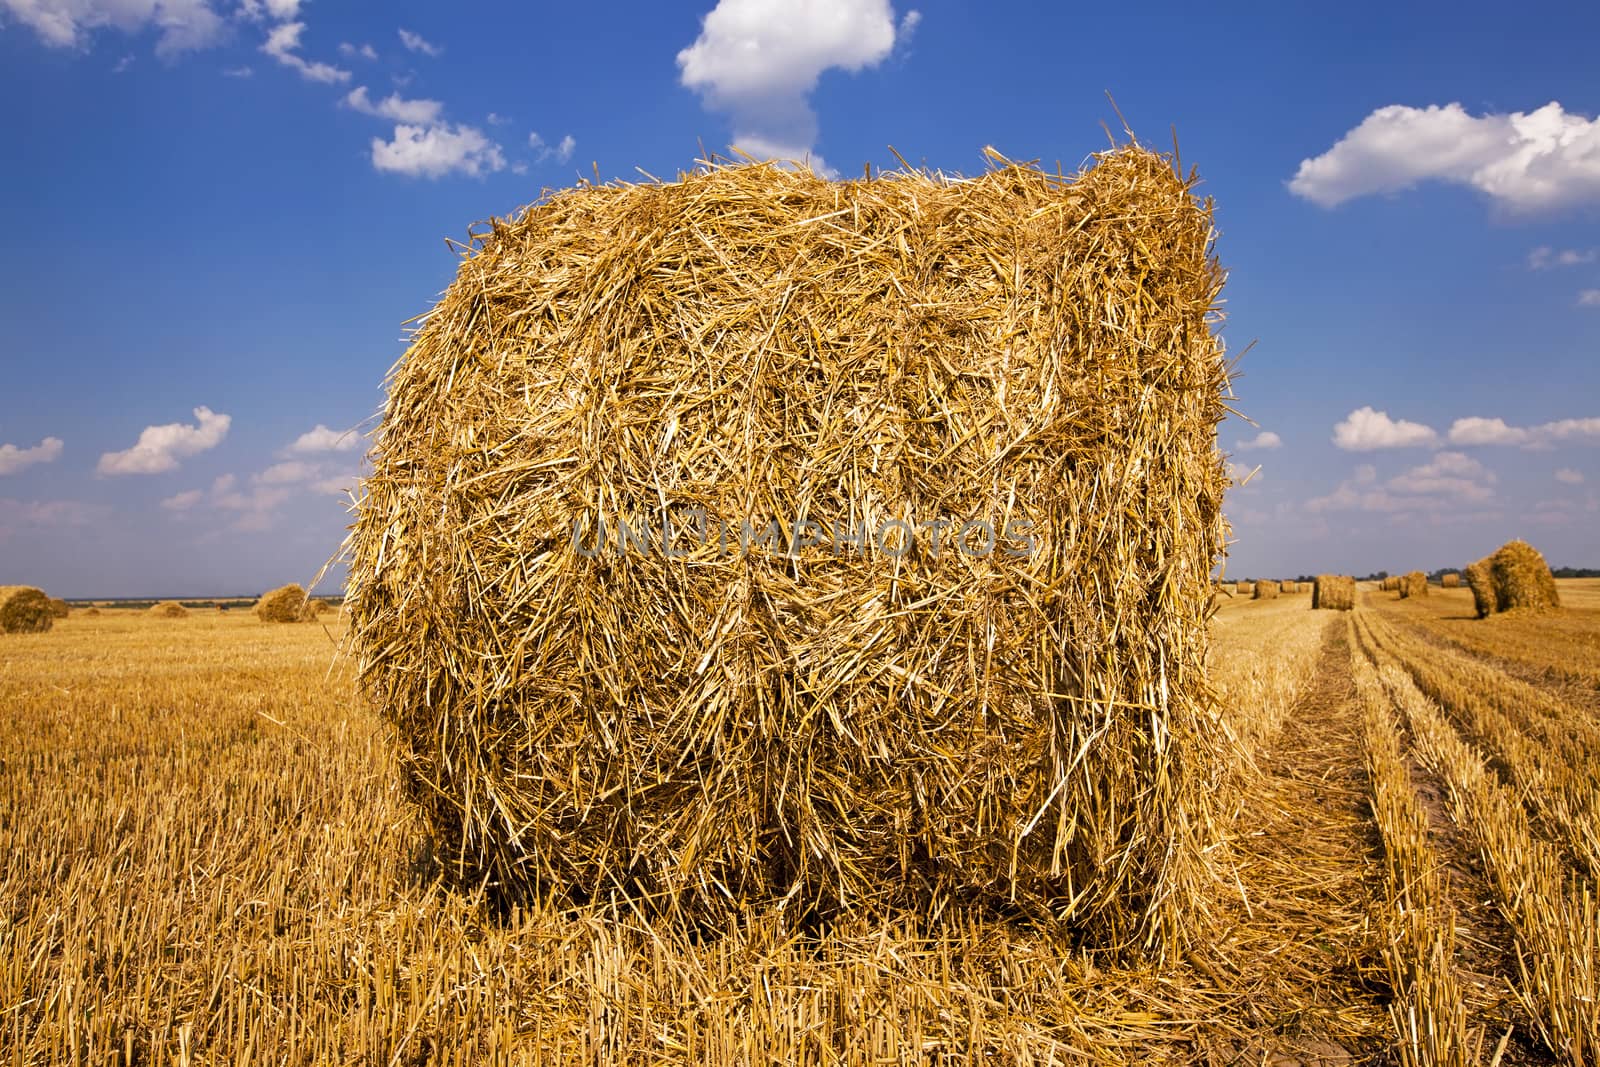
347,145,1231,954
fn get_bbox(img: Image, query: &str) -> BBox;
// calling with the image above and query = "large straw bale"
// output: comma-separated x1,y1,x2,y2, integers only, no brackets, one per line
1312,574,1354,611
1252,580,1280,600
347,145,1231,952
255,584,316,623
0,586,54,633
1398,571,1428,599
1478,539,1561,614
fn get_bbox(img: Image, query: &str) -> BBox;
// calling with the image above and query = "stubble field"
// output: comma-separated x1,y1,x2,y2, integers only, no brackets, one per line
3,581,1599,1064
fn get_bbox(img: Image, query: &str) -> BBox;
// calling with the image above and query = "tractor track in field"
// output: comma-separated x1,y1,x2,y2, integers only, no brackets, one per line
1209,621,1389,1065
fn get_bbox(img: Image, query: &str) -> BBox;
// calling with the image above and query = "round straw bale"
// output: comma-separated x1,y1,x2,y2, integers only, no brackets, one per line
83,607,101,616
149,601,189,618
48,597,70,618
347,146,1231,947
1312,574,1354,611
1235,582,1254,596
1488,539,1560,613
1440,572,1460,588
255,584,316,622
1252,580,1280,599
1398,571,1428,599
0,586,54,633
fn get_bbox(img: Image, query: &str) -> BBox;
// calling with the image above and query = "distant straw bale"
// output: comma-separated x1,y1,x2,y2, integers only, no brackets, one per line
1236,582,1254,596
83,607,101,617
0,586,54,634
48,598,70,618
1440,572,1460,588
1466,539,1561,616
347,143,1232,951
1398,572,1428,599
1253,580,1280,600
149,601,189,618
255,584,317,623
1463,561,1494,619
1312,575,1354,611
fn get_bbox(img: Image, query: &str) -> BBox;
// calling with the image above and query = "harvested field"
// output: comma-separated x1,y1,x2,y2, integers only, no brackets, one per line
1,591,1591,1062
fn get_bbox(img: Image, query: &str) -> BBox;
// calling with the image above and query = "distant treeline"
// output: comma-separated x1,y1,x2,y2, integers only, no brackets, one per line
1349,567,1600,582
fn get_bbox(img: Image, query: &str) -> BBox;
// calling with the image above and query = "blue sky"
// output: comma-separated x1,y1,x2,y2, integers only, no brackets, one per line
1,0,1597,596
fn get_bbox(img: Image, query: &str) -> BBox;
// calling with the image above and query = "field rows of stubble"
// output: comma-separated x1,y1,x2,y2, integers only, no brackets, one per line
1,586,1595,1064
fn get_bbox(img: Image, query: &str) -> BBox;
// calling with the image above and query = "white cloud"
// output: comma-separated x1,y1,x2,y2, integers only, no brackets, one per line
0,0,226,55
255,460,316,484
1307,452,1495,514
338,41,376,60
1447,416,1530,446
1289,102,1600,214
1385,450,1495,501
238,0,299,20
1333,406,1439,451
286,423,359,454
1448,415,1600,448
1556,468,1585,485
311,472,356,495
1235,430,1281,452
529,131,576,165
111,52,132,71
0,436,63,476
677,0,911,176
161,488,203,511
371,123,505,178
344,85,443,125
898,8,920,40
222,64,252,77
1528,246,1597,270
261,21,349,83
97,406,230,475
397,27,439,56
1579,289,1600,307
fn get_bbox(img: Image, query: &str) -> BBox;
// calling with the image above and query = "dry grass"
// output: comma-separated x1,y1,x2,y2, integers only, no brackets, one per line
1350,626,1475,1067
9,588,1597,1062
1356,612,1600,1063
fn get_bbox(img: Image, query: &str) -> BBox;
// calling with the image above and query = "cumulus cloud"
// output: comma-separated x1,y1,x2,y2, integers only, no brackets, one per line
397,27,439,56
1307,452,1495,514
1448,415,1600,448
338,41,376,60
1385,450,1495,501
97,406,230,475
1528,246,1597,270
160,488,204,511
1556,468,1585,485
1332,406,1439,451
344,85,443,125
677,0,914,175
528,131,576,165
286,423,360,454
1289,102,1600,214
261,20,349,83
0,0,226,55
238,0,299,20
371,123,505,178
255,460,316,484
0,436,64,476
1235,430,1281,452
